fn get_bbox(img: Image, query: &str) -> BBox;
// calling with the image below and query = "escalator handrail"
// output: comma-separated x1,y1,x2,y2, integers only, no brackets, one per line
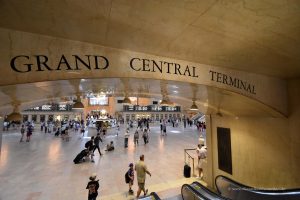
181,183,211,200
215,175,300,195
192,181,229,199
150,192,161,200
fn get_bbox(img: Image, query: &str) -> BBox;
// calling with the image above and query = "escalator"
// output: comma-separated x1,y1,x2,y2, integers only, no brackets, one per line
181,181,227,200
215,175,300,200
139,192,161,200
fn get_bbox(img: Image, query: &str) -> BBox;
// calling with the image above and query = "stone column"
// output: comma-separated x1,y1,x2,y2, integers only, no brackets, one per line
205,114,214,188
28,114,32,122
0,116,3,154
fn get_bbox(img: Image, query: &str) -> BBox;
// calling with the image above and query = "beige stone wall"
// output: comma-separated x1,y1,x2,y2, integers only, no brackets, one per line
287,79,300,185
209,78,300,188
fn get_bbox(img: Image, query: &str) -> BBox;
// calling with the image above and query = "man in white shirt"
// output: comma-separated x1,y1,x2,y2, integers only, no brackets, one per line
196,144,207,179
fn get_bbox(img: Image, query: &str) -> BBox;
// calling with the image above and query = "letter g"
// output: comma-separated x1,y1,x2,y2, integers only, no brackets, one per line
10,55,32,73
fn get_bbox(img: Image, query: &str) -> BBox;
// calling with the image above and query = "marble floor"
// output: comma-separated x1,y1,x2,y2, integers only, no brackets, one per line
0,124,202,200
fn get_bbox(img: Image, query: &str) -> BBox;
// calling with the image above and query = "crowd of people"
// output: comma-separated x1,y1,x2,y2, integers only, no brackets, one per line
3,114,206,199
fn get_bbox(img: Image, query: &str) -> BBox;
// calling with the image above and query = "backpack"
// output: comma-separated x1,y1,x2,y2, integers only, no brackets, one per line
85,141,91,148
125,171,130,183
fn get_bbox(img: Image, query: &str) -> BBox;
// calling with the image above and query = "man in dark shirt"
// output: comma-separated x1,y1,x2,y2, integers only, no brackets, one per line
86,173,99,200
85,137,95,162
93,134,103,156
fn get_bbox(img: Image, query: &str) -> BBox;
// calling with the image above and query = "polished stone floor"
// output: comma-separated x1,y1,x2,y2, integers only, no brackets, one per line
0,123,201,200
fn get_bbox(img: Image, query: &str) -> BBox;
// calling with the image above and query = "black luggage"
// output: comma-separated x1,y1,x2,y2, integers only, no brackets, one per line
73,149,88,164
55,130,59,136
184,164,191,178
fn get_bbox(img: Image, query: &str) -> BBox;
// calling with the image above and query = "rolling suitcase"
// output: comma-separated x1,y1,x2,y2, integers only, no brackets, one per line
184,164,191,178
73,149,88,164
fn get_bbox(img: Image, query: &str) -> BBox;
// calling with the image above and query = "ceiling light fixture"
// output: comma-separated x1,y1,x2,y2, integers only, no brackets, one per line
73,94,84,109
190,100,198,111
123,96,132,105
7,104,22,121
160,98,173,106
216,112,223,117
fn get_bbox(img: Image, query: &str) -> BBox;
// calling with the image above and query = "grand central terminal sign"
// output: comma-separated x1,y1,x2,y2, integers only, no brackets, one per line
10,54,256,95
0,29,287,116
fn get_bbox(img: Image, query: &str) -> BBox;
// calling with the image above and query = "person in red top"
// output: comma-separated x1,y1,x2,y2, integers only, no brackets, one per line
86,173,100,200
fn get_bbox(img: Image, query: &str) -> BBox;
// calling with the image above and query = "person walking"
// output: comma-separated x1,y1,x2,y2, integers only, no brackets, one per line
81,125,85,137
20,124,25,142
126,163,135,195
86,173,100,200
135,155,151,198
26,124,33,142
124,129,130,148
93,134,103,156
134,130,139,146
85,136,95,162
142,129,148,144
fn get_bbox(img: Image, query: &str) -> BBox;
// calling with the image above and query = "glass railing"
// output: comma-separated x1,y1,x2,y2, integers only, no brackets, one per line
215,175,300,200
182,182,226,200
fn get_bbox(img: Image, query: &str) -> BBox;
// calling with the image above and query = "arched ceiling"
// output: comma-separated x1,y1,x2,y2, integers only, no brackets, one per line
0,0,299,79
0,78,284,118
0,0,298,118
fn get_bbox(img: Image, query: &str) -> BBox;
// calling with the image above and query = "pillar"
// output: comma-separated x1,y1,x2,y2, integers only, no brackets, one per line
0,116,3,154
205,114,214,188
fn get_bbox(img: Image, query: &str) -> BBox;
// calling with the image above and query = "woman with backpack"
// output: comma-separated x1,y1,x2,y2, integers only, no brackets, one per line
86,173,100,200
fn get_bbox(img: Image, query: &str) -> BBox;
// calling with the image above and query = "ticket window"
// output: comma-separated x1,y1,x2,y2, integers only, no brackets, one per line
160,114,164,120
32,115,37,122
40,115,45,122
126,114,130,122
23,115,28,122
156,114,159,121
48,115,54,122
131,114,135,120
151,114,154,121
64,115,69,121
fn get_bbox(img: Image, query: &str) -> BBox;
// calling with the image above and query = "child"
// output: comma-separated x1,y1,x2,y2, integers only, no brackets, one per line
105,141,114,151
126,163,134,194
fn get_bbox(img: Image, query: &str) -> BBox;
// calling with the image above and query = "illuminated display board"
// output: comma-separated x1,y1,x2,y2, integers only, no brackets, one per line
89,97,109,106
123,105,180,112
24,104,73,112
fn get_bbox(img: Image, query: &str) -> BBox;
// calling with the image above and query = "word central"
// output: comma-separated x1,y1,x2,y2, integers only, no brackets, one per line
130,57,199,77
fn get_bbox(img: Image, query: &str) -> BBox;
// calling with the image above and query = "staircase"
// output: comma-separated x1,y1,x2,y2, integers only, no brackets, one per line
190,112,204,121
